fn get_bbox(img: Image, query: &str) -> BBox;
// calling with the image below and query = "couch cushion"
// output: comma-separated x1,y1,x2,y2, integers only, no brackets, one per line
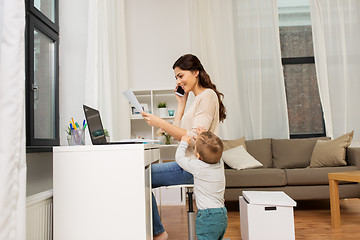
222,145,263,170
223,137,247,151
225,168,286,187
245,138,272,168
272,137,330,169
222,137,247,169
286,166,358,185
310,131,354,168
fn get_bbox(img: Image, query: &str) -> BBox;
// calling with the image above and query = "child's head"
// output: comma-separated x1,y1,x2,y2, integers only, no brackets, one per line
195,131,223,164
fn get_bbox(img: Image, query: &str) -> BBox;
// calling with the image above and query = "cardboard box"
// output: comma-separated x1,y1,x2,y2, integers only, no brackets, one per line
239,191,297,240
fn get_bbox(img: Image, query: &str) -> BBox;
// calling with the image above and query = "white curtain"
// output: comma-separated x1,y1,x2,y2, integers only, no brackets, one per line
85,0,130,140
0,0,26,239
190,0,289,140
310,0,360,141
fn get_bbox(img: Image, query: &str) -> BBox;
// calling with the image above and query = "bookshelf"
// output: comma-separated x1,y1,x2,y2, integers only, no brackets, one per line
130,89,178,145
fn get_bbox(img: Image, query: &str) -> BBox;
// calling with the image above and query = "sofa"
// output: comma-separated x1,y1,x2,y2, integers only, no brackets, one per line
222,133,360,202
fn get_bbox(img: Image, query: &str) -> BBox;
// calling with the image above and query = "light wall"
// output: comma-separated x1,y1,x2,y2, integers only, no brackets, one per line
26,153,53,196
126,0,191,90
59,0,191,146
27,0,192,196
59,0,90,146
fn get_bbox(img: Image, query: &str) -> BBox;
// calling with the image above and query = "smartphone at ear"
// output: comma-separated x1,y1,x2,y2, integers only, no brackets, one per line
175,86,185,97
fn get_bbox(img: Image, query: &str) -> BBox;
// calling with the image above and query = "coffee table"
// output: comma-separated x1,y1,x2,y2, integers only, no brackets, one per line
328,171,360,228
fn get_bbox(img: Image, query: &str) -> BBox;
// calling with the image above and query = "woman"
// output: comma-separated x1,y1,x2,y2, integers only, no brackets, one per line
142,54,226,240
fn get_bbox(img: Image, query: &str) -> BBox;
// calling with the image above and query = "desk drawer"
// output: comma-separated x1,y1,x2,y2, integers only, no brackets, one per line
152,149,160,162
144,148,160,166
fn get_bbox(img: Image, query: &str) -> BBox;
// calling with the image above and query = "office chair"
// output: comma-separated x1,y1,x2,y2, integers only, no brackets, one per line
161,184,196,240
184,185,196,240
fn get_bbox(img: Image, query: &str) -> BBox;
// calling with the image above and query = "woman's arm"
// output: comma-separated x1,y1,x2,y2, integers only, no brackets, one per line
141,112,187,141
174,102,185,124
173,89,188,123
141,89,189,141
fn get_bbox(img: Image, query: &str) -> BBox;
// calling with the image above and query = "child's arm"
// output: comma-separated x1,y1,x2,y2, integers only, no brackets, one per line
175,137,200,175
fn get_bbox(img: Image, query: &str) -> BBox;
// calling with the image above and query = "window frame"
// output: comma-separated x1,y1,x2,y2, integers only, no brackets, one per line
281,55,326,139
278,1,326,139
25,0,59,152
28,0,59,33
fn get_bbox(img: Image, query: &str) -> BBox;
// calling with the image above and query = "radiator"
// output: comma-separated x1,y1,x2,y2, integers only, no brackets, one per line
26,190,53,240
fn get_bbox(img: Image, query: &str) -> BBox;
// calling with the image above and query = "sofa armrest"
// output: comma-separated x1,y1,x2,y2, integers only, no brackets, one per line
346,147,360,169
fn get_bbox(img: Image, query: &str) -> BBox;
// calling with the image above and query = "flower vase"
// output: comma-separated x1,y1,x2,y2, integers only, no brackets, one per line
164,135,172,145
158,107,168,118
67,135,72,146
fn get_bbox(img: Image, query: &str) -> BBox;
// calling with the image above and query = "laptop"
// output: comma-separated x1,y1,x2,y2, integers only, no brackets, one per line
83,104,142,145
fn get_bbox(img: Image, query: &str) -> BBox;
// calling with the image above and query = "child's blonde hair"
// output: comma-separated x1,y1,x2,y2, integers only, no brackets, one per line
195,131,223,164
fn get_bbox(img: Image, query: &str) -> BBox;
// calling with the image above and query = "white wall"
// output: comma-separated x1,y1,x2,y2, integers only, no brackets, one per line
125,0,191,90
58,0,191,145
26,153,53,197
59,0,89,146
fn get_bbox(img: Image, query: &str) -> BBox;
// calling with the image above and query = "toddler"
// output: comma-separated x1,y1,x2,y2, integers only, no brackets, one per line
175,130,227,240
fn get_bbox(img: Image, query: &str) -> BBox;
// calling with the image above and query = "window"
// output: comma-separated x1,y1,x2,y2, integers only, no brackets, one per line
26,0,59,151
278,0,325,138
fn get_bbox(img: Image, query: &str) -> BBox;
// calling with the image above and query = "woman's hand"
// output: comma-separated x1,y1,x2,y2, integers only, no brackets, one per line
141,112,165,128
174,86,188,106
173,86,188,121
142,111,187,141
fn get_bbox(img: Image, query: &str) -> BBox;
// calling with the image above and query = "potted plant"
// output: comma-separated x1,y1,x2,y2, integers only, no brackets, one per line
104,128,110,142
66,126,72,145
157,128,172,145
157,102,168,117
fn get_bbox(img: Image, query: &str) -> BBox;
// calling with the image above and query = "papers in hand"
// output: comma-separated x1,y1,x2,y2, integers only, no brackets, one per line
122,89,143,113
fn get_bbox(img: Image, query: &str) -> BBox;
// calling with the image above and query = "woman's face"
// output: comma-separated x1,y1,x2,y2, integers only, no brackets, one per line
174,67,199,94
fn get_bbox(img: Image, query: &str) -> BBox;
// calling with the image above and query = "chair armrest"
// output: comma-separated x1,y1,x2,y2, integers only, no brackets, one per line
346,147,360,168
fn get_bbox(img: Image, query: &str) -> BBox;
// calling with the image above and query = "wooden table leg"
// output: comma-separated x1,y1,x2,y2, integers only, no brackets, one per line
329,179,341,228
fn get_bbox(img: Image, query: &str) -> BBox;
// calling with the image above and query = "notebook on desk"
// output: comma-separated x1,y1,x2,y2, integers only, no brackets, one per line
83,104,150,145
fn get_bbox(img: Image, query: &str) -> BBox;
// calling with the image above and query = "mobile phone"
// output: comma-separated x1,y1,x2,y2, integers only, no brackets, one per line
175,86,185,97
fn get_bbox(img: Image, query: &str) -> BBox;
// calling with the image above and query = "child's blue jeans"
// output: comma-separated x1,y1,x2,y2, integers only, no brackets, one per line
196,207,228,240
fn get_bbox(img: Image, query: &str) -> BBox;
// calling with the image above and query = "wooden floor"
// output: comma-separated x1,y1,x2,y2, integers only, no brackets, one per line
160,198,360,240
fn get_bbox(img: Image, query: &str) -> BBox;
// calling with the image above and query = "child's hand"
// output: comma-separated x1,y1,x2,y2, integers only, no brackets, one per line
195,127,207,136
192,127,207,141
181,135,191,144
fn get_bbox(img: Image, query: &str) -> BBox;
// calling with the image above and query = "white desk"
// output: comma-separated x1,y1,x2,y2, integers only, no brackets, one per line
53,144,160,240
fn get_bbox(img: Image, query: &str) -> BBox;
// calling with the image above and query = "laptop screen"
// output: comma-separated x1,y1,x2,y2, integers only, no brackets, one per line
83,105,107,145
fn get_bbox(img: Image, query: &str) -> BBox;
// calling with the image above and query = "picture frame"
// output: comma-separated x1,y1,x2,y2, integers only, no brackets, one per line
141,103,149,112
131,103,149,115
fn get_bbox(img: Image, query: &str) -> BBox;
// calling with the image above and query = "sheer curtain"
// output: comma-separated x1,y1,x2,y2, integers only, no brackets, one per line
0,0,26,239
190,0,289,140
310,0,360,141
85,0,130,140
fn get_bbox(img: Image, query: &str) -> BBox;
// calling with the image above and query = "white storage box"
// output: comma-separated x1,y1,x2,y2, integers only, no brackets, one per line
239,191,297,240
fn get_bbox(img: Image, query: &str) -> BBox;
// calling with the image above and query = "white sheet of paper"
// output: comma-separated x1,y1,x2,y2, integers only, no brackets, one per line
122,89,143,113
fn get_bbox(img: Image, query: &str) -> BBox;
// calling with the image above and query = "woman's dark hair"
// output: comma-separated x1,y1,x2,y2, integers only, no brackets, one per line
173,54,226,122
